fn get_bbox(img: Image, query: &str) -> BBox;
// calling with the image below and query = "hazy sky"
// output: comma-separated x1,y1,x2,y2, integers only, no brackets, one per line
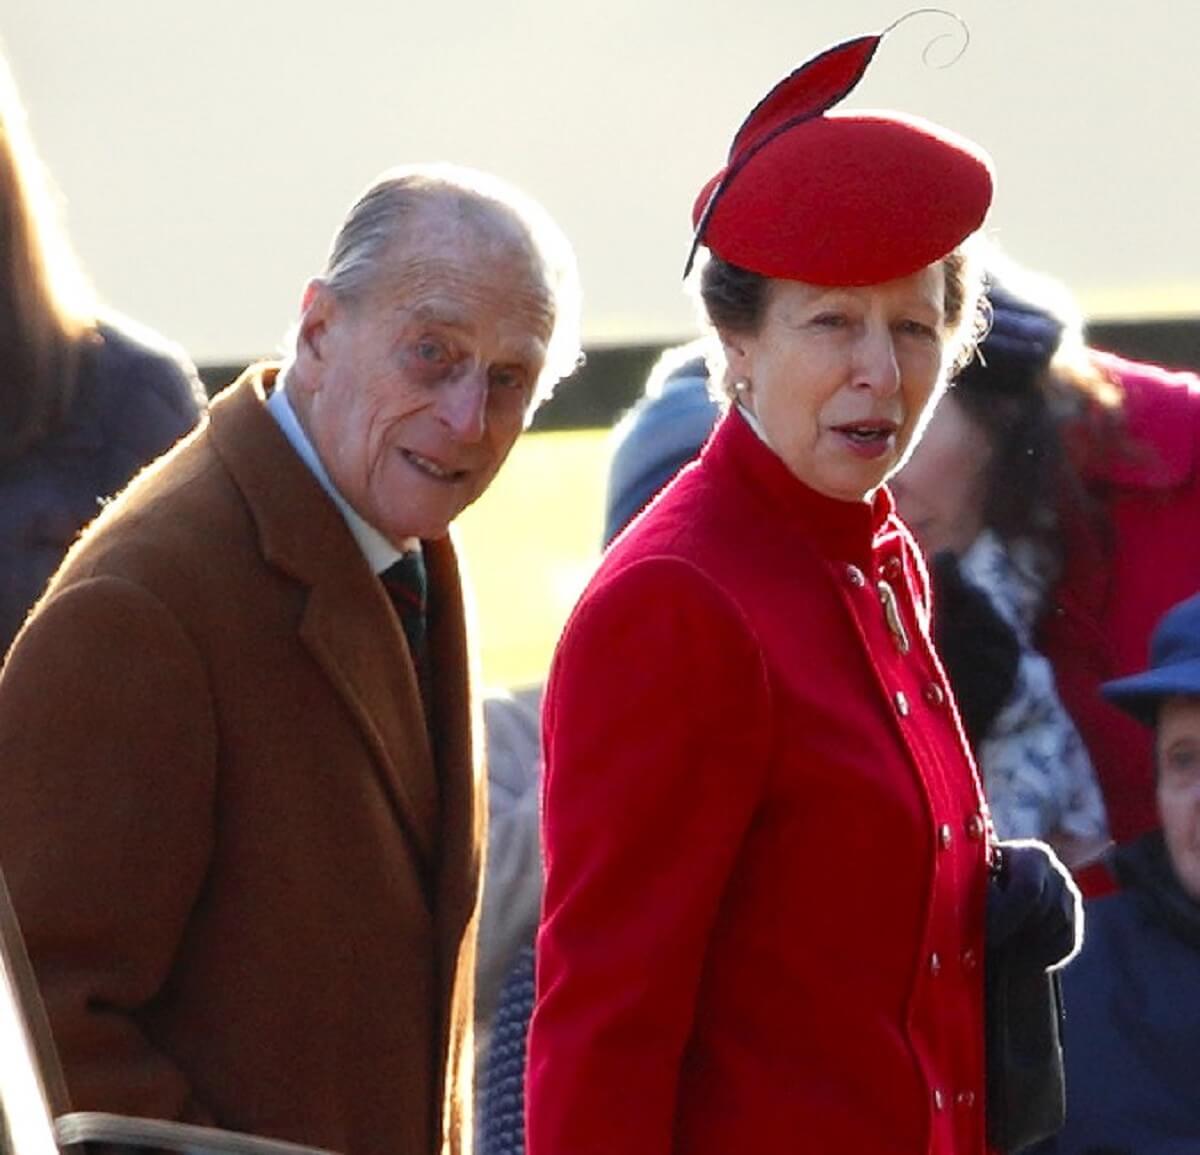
4,1,1197,363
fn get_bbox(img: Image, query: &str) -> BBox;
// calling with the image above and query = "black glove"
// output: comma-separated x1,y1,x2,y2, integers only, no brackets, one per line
987,840,1082,970
930,550,1021,750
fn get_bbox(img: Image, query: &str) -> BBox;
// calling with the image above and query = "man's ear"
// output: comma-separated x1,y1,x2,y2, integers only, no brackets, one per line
295,278,336,370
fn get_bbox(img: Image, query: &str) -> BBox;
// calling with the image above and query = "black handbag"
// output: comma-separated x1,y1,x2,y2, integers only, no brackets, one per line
985,936,1068,1152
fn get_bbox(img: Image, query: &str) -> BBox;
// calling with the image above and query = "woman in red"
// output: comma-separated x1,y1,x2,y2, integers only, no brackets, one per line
528,28,1078,1155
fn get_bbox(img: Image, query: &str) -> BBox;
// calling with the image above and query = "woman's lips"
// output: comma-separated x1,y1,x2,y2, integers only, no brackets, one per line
830,421,898,460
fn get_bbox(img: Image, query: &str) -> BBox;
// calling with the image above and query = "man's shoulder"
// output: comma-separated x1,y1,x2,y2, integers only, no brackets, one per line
51,371,289,590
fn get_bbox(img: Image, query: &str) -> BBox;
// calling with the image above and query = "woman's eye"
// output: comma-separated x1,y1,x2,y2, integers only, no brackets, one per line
898,319,938,341
811,313,847,329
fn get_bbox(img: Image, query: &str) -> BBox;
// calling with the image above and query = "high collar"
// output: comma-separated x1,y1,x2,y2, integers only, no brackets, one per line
702,406,895,570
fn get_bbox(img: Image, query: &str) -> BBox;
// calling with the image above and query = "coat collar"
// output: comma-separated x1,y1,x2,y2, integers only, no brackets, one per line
702,405,896,570
1080,353,1200,490
205,365,464,876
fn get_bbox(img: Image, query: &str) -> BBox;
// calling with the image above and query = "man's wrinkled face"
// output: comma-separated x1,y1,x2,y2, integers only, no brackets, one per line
291,202,554,545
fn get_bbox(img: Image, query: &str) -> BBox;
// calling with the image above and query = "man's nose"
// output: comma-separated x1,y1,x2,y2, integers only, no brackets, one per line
436,366,488,442
854,324,901,397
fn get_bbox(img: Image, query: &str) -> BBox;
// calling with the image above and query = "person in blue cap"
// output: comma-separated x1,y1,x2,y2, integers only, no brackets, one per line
1030,591,1200,1155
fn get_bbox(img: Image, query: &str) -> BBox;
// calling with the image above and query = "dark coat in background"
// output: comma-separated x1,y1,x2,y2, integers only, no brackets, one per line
1032,833,1200,1155
0,317,206,656
0,366,482,1155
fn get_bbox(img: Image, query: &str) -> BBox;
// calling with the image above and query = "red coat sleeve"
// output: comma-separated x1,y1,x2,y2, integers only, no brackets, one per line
527,557,771,1155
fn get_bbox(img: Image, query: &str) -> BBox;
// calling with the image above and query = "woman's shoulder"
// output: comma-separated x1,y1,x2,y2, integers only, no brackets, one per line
66,316,206,480
86,315,207,421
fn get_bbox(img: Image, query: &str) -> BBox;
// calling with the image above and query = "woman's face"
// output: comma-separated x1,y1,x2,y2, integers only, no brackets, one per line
1157,695,1200,902
890,391,992,556
723,263,951,503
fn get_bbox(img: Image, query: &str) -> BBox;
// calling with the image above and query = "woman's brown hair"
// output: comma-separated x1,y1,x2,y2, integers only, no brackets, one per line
0,51,96,462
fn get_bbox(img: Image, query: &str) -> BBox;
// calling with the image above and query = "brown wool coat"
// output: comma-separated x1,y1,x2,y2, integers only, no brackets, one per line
0,365,482,1155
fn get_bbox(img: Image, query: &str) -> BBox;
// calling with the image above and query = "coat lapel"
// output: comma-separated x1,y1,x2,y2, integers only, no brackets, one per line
207,366,442,873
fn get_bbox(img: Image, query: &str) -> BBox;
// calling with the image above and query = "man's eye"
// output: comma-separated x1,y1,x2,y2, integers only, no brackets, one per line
1165,749,1200,774
489,366,529,393
414,338,449,364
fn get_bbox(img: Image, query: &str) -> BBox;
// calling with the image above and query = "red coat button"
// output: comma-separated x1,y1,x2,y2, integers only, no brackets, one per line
966,813,985,840
923,682,945,707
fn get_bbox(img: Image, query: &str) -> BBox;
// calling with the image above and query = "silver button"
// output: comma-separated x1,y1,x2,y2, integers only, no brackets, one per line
929,952,942,976
845,565,866,588
933,1088,946,1111
894,691,910,717
939,823,953,849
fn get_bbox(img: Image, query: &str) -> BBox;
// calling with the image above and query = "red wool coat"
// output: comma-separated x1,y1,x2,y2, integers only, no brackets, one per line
529,410,994,1155
1042,354,1200,845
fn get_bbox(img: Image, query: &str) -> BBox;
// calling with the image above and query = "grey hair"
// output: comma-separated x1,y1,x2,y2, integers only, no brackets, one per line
294,163,583,412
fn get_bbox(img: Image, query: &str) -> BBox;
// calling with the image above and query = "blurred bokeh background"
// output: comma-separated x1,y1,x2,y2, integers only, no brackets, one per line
5,0,1197,686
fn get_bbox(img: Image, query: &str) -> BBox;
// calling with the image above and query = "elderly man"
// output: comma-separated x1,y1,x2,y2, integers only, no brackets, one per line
0,165,581,1155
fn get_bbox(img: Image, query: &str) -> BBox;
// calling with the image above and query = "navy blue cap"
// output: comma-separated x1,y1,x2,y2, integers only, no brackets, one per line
1102,592,1200,727
979,278,1065,367
603,355,719,547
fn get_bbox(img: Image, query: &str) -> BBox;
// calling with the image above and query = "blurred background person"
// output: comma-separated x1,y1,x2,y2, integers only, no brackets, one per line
529,27,1076,1155
476,685,542,1039
0,48,205,659
894,247,1200,871
1030,591,1200,1155
892,262,1109,868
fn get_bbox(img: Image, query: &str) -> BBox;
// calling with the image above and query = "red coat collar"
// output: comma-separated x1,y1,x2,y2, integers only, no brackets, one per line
1081,353,1200,490
702,407,895,570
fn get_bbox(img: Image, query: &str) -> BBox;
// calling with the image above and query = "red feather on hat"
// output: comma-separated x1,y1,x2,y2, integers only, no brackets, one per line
685,25,993,285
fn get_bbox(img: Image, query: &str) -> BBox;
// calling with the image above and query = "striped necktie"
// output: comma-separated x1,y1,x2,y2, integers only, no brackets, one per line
380,550,427,662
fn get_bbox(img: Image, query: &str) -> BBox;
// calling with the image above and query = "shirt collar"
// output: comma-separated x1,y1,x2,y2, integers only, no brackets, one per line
267,376,409,574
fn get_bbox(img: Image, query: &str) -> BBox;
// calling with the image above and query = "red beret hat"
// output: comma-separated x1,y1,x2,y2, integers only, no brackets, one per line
686,31,994,285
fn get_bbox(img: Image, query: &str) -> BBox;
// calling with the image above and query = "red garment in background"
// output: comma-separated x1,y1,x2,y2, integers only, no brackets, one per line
1040,353,1200,848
